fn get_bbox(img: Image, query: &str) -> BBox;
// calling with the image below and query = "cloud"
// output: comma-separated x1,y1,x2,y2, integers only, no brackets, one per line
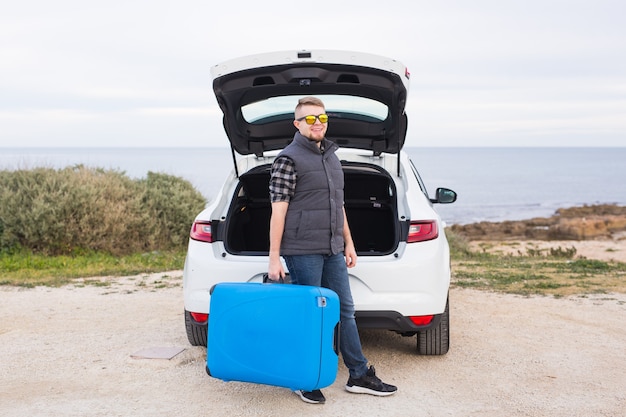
1,0,625,147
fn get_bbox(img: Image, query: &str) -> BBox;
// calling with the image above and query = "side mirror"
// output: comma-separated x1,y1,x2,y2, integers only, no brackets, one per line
431,187,457,204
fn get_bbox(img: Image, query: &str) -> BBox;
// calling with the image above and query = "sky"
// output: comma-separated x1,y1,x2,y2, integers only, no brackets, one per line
1,0,625,148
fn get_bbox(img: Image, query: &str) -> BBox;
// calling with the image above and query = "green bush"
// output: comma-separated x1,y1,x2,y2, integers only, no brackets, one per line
140,171,207,249
0,166,206,255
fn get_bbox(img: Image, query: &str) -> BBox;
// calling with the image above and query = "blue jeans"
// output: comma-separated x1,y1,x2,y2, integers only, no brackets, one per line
284,253,369,379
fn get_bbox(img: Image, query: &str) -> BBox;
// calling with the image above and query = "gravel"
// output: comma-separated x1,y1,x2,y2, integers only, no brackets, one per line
1,273,625,417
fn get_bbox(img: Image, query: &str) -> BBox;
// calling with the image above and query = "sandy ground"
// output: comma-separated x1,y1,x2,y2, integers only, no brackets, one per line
469,237,626,263
1,241,625,417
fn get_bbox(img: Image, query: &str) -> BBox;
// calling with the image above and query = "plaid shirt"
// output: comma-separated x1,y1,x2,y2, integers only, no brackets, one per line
269,156,297,203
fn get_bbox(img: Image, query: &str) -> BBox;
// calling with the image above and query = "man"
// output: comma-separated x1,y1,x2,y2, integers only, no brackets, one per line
267,96,398,404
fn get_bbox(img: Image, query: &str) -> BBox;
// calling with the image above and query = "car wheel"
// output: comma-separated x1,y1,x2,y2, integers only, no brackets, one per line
416,297,449,355
184,310,208,347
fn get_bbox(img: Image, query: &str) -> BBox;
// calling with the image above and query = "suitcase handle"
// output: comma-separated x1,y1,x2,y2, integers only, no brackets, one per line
262,273,285,284
333,323,341,356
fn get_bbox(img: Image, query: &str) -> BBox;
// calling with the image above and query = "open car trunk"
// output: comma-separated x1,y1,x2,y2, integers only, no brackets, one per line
223,163,399,256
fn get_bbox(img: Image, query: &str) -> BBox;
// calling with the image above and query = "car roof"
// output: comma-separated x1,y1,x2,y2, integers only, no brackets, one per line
211,50,410,157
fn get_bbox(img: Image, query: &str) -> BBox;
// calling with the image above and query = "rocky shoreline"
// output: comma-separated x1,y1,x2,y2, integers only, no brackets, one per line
449,204,626,242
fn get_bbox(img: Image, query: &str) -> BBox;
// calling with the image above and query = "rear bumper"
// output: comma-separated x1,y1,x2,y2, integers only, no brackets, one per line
355,310,443,334
186,308,444,335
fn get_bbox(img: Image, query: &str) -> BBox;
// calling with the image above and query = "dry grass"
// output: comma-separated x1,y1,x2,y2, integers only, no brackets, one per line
451,250,626,297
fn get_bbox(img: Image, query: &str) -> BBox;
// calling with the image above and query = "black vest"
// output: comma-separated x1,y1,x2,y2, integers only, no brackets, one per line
278,132,345,255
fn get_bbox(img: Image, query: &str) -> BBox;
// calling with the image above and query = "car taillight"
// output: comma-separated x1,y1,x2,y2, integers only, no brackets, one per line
190,221,213,243
407,220,438,243
190,312,208,324
409,315,434,326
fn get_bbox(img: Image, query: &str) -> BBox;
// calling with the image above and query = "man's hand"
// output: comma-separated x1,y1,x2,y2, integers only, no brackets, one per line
342,207,357,268
344,241,357,268
267,256,286,281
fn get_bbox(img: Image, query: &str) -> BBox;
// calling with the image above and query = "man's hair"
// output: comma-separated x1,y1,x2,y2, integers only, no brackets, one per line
295,96,325,115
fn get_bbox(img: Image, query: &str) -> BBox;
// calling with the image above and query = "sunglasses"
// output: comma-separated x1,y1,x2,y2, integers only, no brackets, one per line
296,114,329,125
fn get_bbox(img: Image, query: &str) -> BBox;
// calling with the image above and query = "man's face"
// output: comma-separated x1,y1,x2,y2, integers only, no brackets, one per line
294,104,327,142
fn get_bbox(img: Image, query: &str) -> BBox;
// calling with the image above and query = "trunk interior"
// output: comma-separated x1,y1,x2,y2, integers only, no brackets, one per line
224,163,399,255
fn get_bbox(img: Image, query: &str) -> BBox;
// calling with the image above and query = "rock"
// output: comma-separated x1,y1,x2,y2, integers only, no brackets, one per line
449,204,626,241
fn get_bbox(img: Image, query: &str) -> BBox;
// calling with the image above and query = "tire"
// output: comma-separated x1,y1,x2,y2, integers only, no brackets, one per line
416,297,450,355
184,310,208,347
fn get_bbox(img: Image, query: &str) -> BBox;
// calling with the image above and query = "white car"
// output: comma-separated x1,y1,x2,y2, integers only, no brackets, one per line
183,50,457,355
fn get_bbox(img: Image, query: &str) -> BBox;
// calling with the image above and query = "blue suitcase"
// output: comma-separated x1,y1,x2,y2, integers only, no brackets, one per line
206,282,340,391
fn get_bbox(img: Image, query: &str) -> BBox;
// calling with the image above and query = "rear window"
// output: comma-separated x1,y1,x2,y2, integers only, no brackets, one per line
242,95,388,124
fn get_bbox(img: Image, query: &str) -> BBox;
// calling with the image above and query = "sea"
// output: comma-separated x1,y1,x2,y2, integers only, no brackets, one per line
1,147,625,225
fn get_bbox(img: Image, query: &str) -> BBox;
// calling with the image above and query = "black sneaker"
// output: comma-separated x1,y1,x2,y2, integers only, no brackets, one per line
294,389,326,404
345,365,397,396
